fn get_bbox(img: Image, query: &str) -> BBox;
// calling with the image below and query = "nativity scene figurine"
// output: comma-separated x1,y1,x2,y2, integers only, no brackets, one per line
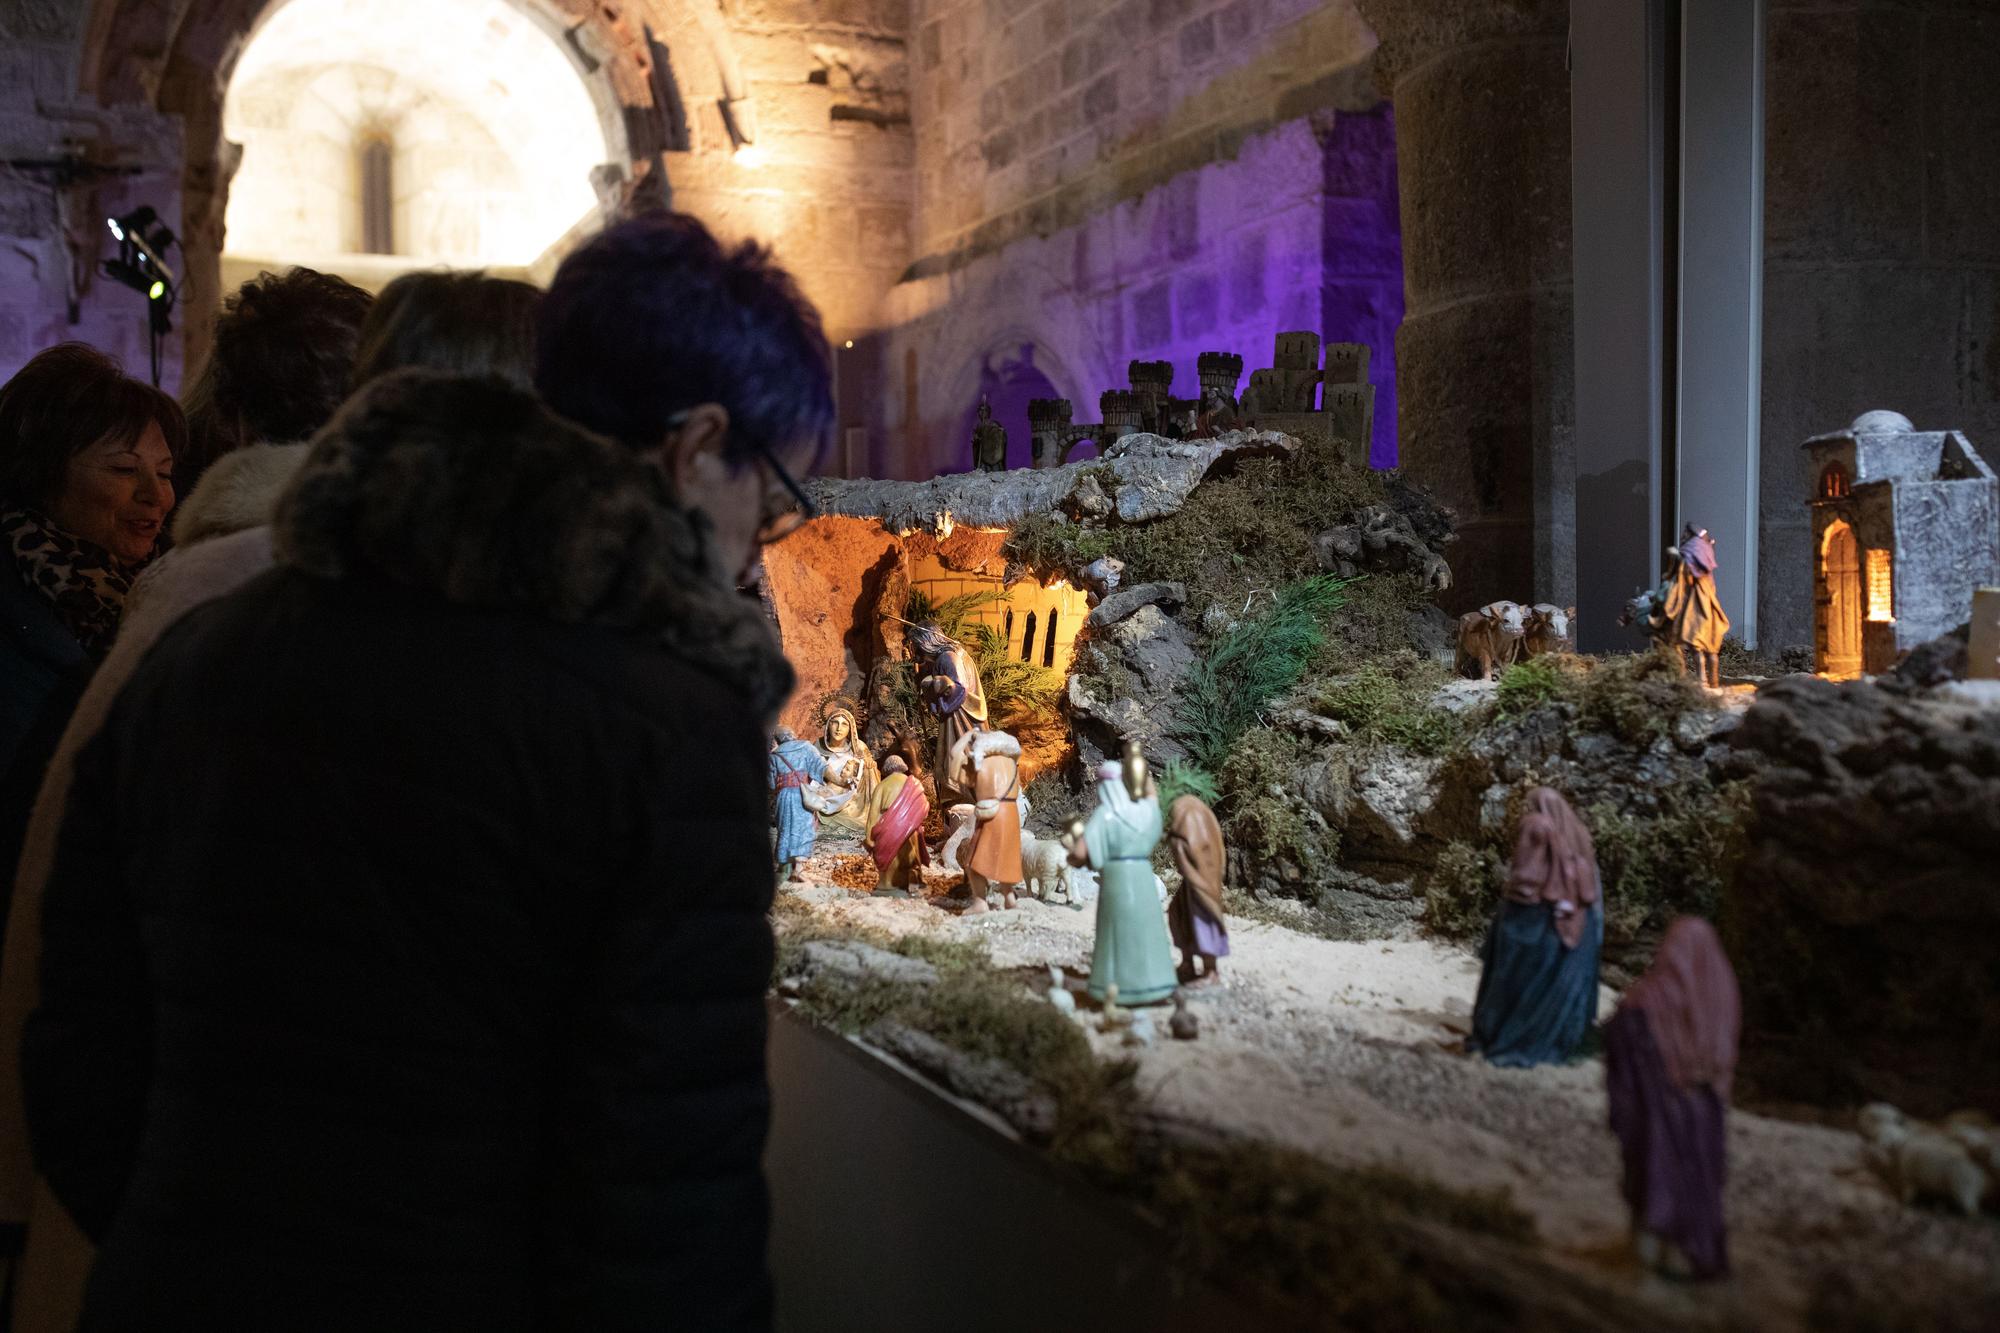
863,754,929,897
1066,742,1178,1006
814,705,880,834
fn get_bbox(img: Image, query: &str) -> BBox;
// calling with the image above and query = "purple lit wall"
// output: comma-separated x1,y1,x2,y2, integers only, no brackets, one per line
1321,105,1403,469
955,345,1063,471
886,114,1408,481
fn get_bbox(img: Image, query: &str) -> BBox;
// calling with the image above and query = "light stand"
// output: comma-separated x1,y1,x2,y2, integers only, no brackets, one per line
102,206,179,387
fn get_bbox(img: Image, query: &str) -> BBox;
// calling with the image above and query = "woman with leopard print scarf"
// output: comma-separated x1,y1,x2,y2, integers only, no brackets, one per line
0,343,181,934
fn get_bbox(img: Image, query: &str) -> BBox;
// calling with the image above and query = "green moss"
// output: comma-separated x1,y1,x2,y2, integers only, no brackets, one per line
1217,727,1332,871
1311,572,1440,677
1586,778,1752,955
1493,654,1572,718
1313,655,1465,756
1002,434,1422,622
1004,512,1116,575
1422,841,1504,941
1573,649,1715,746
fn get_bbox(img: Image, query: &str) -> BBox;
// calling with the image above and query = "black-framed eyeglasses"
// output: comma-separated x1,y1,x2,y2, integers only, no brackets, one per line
755,444,817,545
664,409,817,545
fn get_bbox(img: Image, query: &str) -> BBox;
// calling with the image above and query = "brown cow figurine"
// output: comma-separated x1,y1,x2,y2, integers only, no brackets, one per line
1456,601,1528,680
1523,604,1576,658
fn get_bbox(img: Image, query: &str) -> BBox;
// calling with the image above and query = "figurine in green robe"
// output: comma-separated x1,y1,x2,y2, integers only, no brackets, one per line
1066,742,1178,1006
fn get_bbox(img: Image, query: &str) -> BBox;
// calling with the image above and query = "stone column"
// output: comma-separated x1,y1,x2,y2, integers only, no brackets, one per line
1358,0,1573,613
1759,0,2000,651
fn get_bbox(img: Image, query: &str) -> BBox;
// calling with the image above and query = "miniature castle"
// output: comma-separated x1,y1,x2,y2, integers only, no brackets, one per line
1801,410,2000,676
1024,333,1376,470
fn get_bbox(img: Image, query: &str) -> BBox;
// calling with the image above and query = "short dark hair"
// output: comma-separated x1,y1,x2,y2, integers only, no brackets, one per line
535,213,833,467
0,343,188,511
183,268,374,474
352,271,542,392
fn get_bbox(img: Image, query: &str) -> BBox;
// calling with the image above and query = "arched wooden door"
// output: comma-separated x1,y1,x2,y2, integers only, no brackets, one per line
1821,521,1862,676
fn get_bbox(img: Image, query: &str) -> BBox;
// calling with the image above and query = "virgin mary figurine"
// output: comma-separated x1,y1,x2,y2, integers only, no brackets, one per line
1068,744,1178,1006
815,706,879,833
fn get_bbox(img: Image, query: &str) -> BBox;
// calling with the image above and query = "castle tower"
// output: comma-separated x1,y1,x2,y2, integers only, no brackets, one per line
1323,342,1370,387
1027,398,1073,469
1197,351,1243,400
1100,390,1144,439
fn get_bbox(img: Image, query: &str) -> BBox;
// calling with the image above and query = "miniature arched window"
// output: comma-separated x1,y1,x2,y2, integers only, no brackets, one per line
1019,611,1038,661
1819,462,1852,500
359,135,395,255
1043,610,1060,668
1003,609,1014,651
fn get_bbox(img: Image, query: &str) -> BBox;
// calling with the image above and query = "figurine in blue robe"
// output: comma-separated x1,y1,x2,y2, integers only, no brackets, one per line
769,728,827,882
1468,787,1604,1067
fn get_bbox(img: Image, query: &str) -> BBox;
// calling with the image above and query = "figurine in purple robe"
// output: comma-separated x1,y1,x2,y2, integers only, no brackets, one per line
1603,916,1741,1280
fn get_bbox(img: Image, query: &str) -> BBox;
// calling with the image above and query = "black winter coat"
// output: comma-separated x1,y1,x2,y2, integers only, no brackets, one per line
0,559,87,954
22,372,795,1331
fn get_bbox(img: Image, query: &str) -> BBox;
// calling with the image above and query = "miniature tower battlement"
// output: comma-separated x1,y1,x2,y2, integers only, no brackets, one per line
1127,360,1174,397
1323,342,1370,387
1197,352,1243,398
1028,398,1073,469
1100,390,1145,438
1273,331,1321,371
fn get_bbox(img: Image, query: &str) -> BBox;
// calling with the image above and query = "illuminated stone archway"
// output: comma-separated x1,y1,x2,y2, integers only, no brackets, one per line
220,0,613,290
1818,519,1862,678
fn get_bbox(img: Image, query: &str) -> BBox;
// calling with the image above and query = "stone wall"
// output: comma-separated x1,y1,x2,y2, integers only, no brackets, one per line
876,0,1398,481
1760,0,2000,652
0,0,914,391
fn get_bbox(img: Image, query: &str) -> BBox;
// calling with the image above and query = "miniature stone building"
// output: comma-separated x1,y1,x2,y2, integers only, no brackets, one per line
1239,332,1374,467
1801,410,2000,676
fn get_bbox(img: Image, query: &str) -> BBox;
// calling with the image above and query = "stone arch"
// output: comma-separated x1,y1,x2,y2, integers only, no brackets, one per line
942,331,1086,473
1818,519,1862,678
73,0,759,374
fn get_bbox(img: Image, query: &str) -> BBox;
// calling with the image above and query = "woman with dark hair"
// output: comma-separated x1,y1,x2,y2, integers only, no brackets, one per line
0,271,538,1333
21,215,820,1329
177,266,373,504
1467,786,1605,1068
0,342,181,777
351,269,542,390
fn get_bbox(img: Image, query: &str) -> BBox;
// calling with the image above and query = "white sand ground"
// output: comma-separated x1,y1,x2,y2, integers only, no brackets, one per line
782,840,2000,1329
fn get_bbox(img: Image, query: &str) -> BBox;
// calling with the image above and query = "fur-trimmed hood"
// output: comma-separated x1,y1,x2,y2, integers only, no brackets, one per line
273,370,793,721
171,442,311,547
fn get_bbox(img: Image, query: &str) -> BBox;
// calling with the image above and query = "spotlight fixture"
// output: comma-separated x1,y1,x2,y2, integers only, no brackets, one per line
102,204,180,385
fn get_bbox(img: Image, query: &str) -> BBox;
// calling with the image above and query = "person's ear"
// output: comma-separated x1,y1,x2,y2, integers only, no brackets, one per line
657,403,731,496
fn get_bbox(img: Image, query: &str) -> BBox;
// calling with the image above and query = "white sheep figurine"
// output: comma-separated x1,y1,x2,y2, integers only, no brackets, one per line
1020,830,1073,904
1858,1103,1991,1218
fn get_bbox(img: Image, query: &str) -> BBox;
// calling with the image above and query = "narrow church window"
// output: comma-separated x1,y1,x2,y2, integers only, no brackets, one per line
360,136,395,255
1019,611,1037,661
1865,549,1894,622
1043,610,1060,668
1819,463,1851,500
1003,609,1014,651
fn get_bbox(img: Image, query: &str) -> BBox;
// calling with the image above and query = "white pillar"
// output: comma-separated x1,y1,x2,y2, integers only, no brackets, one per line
1677,0,1765,645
